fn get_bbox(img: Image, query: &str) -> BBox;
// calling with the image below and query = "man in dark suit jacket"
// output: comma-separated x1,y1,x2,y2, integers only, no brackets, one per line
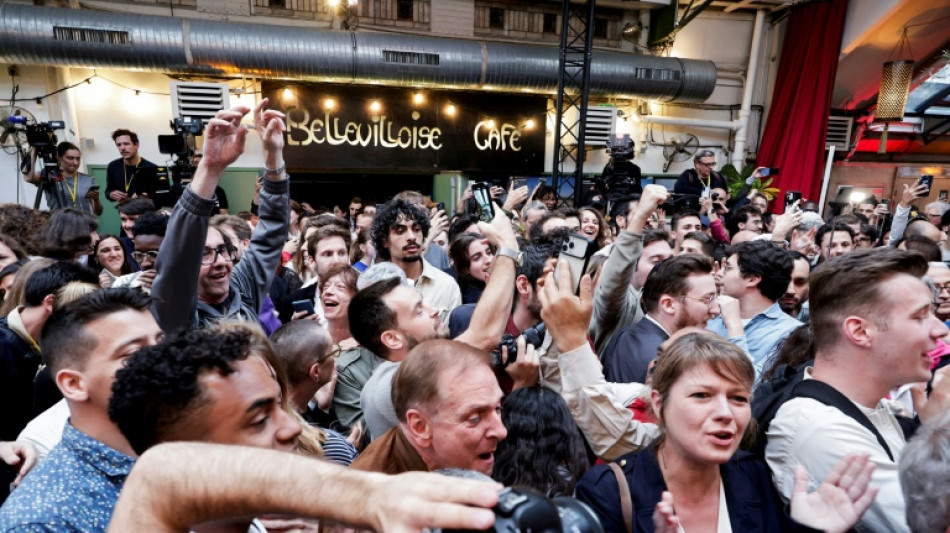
601,254,720,384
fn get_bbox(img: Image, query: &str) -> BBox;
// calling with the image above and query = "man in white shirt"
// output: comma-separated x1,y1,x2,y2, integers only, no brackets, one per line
372,199,461,316
766,248,950,533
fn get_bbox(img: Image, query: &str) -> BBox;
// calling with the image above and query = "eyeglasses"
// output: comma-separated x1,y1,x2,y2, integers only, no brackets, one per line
680,294,718,308
201,245,238,265
131,251,159,262
320,343,344,363
935,283,950,295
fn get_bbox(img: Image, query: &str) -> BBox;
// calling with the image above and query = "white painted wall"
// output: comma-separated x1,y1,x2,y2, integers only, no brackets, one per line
0,65,265,206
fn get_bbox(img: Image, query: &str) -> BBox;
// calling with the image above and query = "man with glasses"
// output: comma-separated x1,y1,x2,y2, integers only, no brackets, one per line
927,262,950,324
152,100,289,335
673,150,728,198
113,212,167,293
600,254,719,384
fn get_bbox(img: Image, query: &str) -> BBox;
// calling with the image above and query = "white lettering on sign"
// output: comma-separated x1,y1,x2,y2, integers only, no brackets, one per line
473,121,521,152
287,107,443,150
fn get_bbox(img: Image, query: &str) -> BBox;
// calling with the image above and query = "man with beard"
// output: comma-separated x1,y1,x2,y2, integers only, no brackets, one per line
600,254,719,384
338,278,450,438
372,199,461,317
779,251,810,322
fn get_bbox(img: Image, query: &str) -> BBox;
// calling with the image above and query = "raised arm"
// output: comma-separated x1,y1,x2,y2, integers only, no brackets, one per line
228,100,289,315
539,262,658,460
456,203,520,352
109,442,500,533
151,104,253,334
590,185,668,353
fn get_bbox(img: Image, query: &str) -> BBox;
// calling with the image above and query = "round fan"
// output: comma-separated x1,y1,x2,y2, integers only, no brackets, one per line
662,133,699,172
0,105,34,158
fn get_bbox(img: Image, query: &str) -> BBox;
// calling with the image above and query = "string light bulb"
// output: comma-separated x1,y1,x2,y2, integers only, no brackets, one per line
413,92,424,105
445,104,456,117
324,98,336,110
524,119,535,129
282,88,294,101
369,100,381,113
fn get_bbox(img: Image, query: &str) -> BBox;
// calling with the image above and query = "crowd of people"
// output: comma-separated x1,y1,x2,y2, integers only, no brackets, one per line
0,101,949,532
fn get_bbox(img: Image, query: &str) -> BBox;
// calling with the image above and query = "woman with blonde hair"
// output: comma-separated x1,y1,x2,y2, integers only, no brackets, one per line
576,330,878,533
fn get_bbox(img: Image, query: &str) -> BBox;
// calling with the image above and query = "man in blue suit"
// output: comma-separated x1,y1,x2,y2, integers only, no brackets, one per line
601,254,720,384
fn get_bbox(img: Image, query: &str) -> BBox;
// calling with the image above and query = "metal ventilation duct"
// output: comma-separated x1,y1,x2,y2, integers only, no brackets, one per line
0,3,717,102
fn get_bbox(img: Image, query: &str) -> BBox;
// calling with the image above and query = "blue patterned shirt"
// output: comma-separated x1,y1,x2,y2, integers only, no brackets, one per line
0,422,135,532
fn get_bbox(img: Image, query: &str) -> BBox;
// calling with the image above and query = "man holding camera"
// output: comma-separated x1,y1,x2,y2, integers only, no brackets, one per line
105,129,159,204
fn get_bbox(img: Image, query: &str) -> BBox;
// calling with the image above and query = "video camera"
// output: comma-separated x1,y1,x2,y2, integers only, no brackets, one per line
11,116,66,182
490,322,546,371
443,486,602,533
156,117,203,204
597,134,642,200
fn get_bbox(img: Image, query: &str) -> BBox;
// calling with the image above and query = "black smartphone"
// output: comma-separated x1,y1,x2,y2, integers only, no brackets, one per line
918,175,934,193
510,177,527,190
761,167,780,177
472,183,494,223
784,191,802,211
555,234,596,295
292,299,315,317
436,202,445,212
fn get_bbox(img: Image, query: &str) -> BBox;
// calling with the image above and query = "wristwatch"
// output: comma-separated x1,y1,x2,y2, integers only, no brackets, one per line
496,246,524,267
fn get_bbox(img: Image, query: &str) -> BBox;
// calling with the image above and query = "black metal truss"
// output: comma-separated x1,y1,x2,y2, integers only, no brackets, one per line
551,0,596,207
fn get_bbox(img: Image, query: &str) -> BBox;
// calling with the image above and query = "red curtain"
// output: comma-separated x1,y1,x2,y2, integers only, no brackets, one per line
756,0,849,210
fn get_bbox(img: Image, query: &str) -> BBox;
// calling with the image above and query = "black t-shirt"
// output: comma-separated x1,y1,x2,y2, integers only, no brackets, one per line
105,157,160,201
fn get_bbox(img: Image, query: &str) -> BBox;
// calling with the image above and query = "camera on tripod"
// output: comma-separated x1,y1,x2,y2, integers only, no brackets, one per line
156,117,203,203
597,134,642,200
14,117,66,181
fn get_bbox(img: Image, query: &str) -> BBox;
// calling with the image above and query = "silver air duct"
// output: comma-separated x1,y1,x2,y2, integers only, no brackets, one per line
0,4,717,102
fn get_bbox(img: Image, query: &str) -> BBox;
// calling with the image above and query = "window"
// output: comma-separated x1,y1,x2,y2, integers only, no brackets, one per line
543,13,557,34
593,18,608,38
397,0,413,21
271,0,285,6
489,7,505,29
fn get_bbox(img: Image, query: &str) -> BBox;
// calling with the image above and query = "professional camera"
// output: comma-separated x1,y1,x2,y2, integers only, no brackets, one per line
597,134,642,200
443,486,603,533
490,322,546,370
156,117,203,204
15,118,66,184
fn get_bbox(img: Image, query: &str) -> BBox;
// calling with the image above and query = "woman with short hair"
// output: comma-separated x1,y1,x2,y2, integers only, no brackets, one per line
576,330,877,533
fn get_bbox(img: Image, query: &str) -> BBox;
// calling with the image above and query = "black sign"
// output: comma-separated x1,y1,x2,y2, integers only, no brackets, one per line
262,82,546,173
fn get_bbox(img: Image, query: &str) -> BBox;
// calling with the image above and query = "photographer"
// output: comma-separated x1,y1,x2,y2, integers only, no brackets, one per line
22,142,102,216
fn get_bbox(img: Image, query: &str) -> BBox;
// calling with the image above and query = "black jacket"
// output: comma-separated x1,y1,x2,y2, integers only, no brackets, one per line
601,318,668,385
575,448,819,532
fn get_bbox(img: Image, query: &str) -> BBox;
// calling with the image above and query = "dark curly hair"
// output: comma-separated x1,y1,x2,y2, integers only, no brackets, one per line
109,327,260,455
0,204,47,256
492,386,589,497
131,211,169,238
371,199,430,261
